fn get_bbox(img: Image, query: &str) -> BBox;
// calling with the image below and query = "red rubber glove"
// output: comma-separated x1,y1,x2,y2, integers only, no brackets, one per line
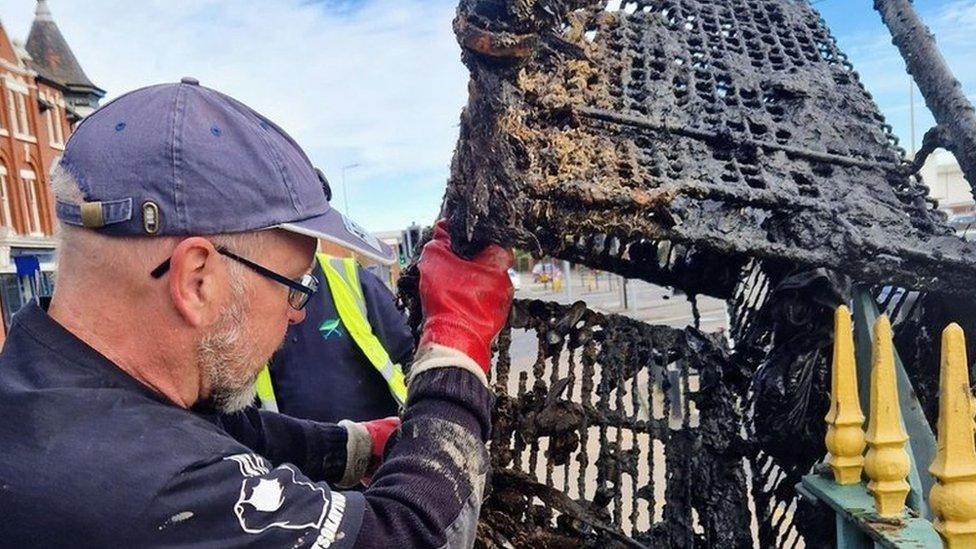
360,416,400,484
417,219,514,373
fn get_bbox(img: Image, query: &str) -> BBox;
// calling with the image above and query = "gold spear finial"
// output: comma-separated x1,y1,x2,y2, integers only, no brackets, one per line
929,323,976,547
864,315,910,518
825,305,866,485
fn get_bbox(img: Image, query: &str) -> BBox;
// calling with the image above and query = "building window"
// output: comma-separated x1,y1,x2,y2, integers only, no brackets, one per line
15,92,30,138
41,93,65,148
52,105,64,145
5,80,33,140
20,168,41,235
44,103,54,143
0,164,10,228
45,103,64,148
5,89,16,135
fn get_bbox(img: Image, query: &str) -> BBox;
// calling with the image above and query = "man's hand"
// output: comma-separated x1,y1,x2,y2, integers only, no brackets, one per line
360,416,400,484
417,220,514,373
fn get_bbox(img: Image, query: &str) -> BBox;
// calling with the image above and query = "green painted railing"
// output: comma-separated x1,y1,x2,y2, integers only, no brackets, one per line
798,289,976,548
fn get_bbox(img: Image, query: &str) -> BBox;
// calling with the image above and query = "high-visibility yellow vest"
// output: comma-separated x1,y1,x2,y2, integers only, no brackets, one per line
255,254,408,412
254,365,279,412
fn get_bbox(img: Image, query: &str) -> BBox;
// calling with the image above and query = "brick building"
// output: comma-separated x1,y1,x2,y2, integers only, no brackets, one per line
0,0,103,342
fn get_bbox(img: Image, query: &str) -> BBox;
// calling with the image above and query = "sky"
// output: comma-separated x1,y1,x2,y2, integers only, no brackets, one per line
0,0,972,233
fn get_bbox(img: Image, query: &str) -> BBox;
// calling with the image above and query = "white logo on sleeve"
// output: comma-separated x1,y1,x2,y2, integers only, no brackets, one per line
245,479,285,512
224,454,347,547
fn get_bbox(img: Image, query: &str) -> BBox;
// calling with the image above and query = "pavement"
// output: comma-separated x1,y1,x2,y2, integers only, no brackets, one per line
508,270,728,369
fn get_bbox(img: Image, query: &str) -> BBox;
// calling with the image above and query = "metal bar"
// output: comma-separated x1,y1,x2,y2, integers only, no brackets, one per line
909,78,917,155
875,0,976,192
563,260,572,299
577,107,905,171
621,277,629,310
836,513,874,549
850,286,935,518
801,474,941,548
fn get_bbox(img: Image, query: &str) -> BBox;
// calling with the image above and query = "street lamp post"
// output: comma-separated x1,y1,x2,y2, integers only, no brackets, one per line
341,163,360,217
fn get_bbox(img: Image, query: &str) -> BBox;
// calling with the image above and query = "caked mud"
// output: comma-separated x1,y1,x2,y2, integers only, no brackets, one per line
399,1,976,546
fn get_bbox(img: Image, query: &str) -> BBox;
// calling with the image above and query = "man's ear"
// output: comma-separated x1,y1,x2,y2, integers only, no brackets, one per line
168,237,225,328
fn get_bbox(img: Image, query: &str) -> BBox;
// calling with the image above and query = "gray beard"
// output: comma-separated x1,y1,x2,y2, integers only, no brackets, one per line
197,295,260,414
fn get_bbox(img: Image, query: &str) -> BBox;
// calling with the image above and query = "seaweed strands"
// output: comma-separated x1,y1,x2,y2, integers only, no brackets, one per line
476,299,753,548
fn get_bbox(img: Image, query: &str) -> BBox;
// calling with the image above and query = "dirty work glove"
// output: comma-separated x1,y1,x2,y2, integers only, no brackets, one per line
414,219,514,383
361,416,399,483
337,416,401,487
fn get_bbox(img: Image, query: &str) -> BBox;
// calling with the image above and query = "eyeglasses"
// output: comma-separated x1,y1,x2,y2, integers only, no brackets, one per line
150,245,318,311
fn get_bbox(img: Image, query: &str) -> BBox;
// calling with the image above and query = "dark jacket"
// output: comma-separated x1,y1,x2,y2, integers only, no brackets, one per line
0,302,491,547
270,262,414,423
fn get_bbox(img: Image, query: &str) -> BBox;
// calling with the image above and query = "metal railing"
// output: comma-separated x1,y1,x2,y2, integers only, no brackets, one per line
799,294,976,547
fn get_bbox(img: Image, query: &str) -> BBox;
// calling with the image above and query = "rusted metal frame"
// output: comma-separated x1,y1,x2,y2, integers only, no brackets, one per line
545,347,558,489
577,106,908,172
908,125,948,174
493,325,512,393
438,2,976,546
527,342,545,476
641,348,661,539
564,344,578,496
579,333,596,500
652,218,976,297
612,348,626,527
533,171,839,214
514,370,529,467
628,354,641,533
492,469,649,548
875,0,976,192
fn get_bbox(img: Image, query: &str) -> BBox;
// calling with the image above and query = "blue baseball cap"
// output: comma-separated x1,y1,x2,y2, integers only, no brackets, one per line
55,77,395,265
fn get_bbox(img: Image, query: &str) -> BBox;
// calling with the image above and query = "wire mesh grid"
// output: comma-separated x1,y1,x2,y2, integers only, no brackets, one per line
477,298,757,547
417,0,976,546
446,0,973,291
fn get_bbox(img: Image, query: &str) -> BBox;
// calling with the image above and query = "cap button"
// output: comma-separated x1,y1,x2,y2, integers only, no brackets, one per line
181,76,200,86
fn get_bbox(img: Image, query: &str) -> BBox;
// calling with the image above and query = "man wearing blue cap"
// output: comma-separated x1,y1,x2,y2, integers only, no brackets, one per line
0,78,513,548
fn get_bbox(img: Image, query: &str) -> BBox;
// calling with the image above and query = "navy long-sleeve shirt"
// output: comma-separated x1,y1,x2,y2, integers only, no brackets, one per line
270,262,415,423
0,302,491,547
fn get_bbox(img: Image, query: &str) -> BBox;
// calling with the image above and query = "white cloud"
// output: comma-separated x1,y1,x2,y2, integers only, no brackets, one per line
825,1,976,152
934,0,976,35
0,0,467,232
